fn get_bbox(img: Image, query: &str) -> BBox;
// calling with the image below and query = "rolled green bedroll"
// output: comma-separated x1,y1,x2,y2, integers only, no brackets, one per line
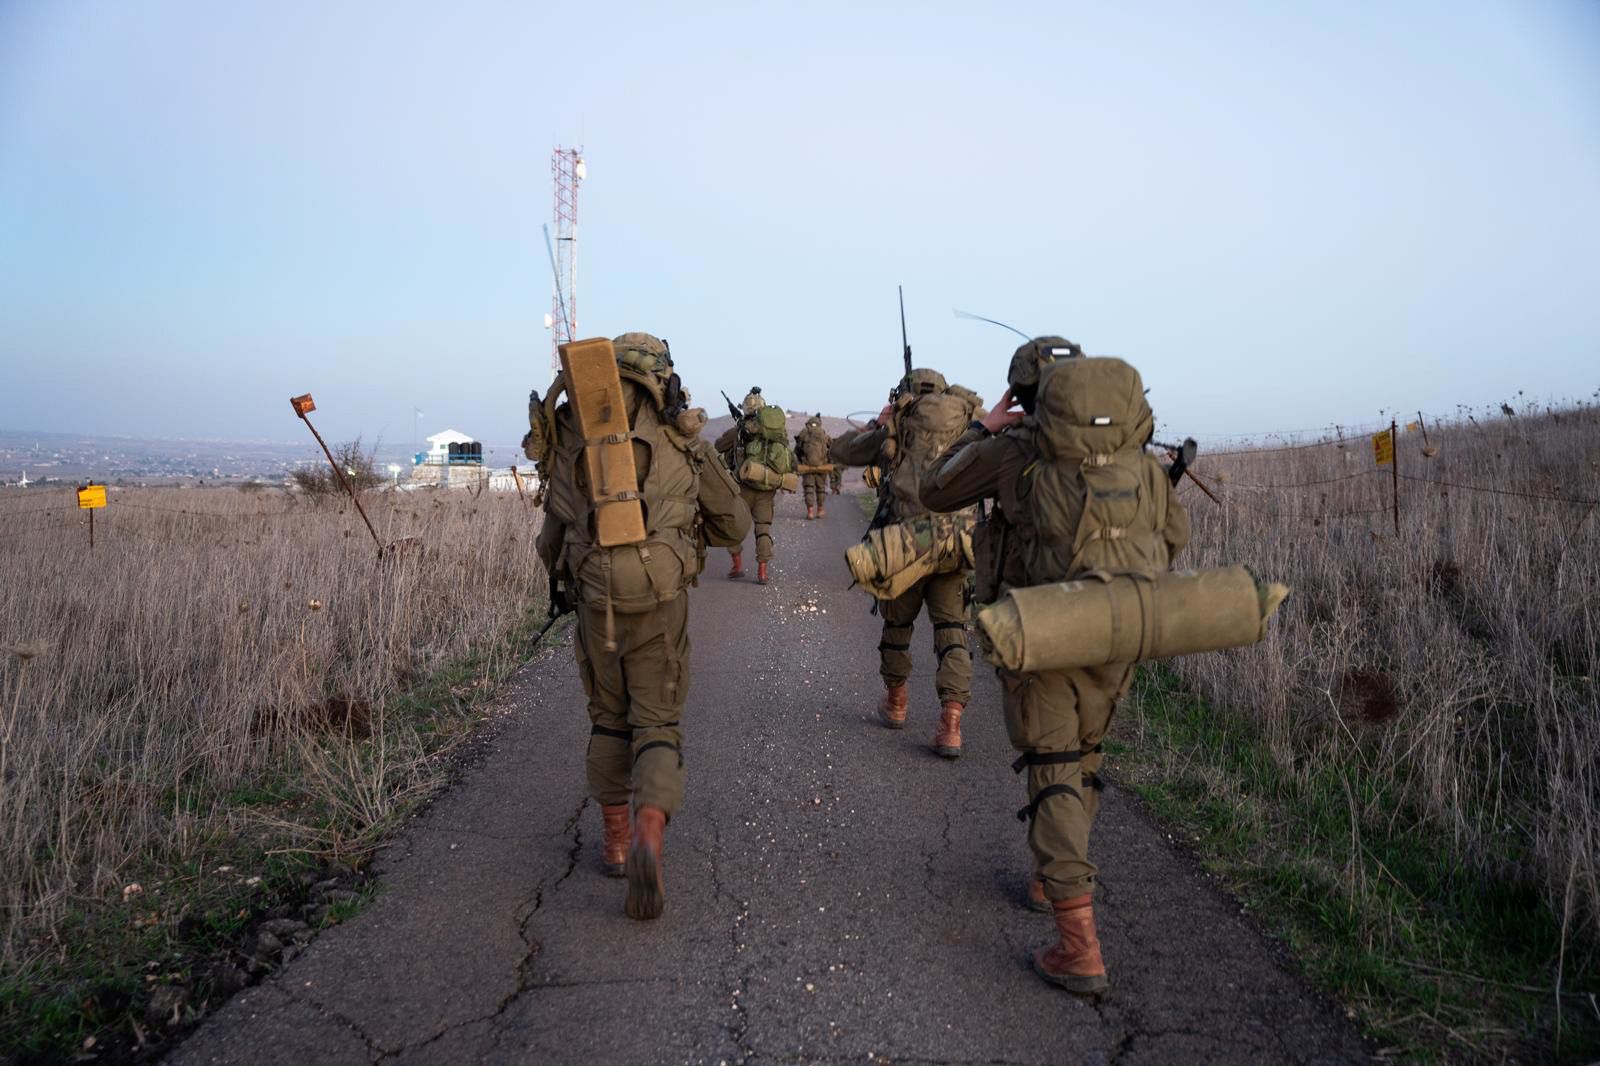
976,565,1290,673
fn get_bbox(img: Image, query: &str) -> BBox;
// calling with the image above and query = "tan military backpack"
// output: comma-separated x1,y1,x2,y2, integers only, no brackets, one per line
538,338,707,635
1020,357,1175,582
884,369,983,521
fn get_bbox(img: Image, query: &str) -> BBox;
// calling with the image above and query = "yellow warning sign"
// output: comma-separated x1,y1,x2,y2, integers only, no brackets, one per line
1371,429,1394,467
77,485,107,509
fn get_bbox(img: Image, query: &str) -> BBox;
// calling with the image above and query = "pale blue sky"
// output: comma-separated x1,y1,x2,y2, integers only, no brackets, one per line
2,1,1597,447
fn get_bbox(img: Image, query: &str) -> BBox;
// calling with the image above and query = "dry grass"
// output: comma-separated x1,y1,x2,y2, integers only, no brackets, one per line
0,484,544,971
1170,403,1600,960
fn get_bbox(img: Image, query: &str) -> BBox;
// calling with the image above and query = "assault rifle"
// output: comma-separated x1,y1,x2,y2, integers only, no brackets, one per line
721,390,742,423
530,580,575,652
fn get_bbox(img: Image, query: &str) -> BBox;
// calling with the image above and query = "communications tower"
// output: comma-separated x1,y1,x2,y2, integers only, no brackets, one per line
549,146,585,368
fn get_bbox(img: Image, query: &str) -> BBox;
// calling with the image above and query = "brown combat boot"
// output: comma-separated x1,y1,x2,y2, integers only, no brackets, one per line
933,700,963,758
877,683,908,729
625,806,667,920
1026,873,1050,913
1032,895,1109,994
807,504,816,520
728,552,745,579
600,803,629,877
817,503,826,518
757,561,770,585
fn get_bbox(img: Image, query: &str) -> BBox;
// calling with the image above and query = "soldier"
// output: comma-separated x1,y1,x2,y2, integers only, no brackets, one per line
534,332,751,920
714,387,789,585
794,413,832,519
919,338,1189,993
828,463,843,495
831,369,981,756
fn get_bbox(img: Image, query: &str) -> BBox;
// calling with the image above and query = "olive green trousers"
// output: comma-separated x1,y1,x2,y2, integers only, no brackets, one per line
574,594,689,816
729,486,775,562
999,661,1131,900
879,570,972,707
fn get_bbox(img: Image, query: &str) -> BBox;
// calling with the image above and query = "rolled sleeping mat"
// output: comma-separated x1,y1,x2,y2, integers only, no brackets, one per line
736,458,800,494
976,565,1290,673
795,462,838,475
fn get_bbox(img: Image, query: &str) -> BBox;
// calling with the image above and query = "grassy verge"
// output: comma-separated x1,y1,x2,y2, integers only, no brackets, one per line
1,602,566,1065
1110,664,1600,1063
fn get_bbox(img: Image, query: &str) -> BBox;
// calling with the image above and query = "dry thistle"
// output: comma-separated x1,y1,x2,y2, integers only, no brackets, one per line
307,599,324,612
6,640,51,663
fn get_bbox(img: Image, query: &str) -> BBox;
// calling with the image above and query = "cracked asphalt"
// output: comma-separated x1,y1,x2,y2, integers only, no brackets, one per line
168,488,1370,1066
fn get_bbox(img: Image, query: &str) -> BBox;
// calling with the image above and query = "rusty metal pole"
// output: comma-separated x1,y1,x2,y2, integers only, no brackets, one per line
291,394,384,558
89,508,95,552
1391,418,1400,535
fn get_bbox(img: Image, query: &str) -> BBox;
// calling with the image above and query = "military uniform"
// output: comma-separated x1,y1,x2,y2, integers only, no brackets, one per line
920,342,1188,991
831,370,978,753
794,414,832,518
828,464,843,494
714,388,780,582
535,333,751,919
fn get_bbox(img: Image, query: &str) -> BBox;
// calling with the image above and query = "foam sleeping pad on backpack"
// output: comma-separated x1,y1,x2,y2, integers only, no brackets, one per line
736,458,798,493
975,565,1290,673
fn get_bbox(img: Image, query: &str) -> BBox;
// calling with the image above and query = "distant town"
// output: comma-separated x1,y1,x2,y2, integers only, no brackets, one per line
0,429,526,488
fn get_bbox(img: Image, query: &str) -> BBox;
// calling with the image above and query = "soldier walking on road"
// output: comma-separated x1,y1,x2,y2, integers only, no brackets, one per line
533,333,751,920
828,463,843,495
794,413,832,519
831,369,982,756
919,339,1189,992
715,387,793,585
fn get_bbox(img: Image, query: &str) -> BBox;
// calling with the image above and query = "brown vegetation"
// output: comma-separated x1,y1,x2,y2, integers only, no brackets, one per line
0,485,544,969
1170,402,1600,954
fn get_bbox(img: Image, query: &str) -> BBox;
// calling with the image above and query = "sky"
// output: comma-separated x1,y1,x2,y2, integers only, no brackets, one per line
1,0,1597,450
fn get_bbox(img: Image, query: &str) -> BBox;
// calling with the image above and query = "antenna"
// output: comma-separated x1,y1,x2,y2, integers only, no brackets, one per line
548,146,584,369
953,308,1032,341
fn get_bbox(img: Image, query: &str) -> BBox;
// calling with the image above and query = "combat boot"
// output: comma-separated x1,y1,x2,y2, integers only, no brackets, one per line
1026,872,1050,913
728,552,745,579
877,683,908,729
625,806,667,921
600,803,630,877
1032,895,1109,994
933,700,963,758
757,561,770,585
807,504,816,520
817,502,827,518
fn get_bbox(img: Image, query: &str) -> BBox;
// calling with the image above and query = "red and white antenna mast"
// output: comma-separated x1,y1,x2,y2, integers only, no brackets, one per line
549,146,585,368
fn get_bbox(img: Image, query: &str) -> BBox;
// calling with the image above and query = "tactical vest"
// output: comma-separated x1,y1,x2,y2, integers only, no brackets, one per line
884,369,982,522
1018,358,1175,583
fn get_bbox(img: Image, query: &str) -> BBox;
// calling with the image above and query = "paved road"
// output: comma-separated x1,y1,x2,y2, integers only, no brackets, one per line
170,490,1369,1065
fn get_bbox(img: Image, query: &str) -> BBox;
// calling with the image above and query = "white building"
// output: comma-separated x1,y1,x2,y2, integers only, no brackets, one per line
421,430,474,464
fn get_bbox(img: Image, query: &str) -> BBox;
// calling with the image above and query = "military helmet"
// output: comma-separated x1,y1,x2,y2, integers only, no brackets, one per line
1007,336,1083,392
742,387,764,414
613,331,670,362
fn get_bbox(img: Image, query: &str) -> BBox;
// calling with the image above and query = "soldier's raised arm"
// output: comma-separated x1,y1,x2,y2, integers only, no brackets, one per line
828,422,888,467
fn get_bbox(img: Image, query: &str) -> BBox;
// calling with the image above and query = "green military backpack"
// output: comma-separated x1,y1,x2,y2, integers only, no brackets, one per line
1021,356,1175,583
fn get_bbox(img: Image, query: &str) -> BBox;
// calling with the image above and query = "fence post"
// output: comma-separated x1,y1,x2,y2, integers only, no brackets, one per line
1391,417,1400,535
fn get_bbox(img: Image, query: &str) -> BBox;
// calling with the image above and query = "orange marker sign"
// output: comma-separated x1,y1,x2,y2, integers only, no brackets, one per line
77,485,107,509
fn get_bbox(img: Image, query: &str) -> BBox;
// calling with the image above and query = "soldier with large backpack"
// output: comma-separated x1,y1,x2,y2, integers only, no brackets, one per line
528,332,751,921
794,414,833,519
714,387,796,585
831,368,983,756
919,339,1191,993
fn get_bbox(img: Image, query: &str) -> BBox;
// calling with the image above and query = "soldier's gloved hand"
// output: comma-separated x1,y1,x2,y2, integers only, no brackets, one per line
981,388,1025,434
